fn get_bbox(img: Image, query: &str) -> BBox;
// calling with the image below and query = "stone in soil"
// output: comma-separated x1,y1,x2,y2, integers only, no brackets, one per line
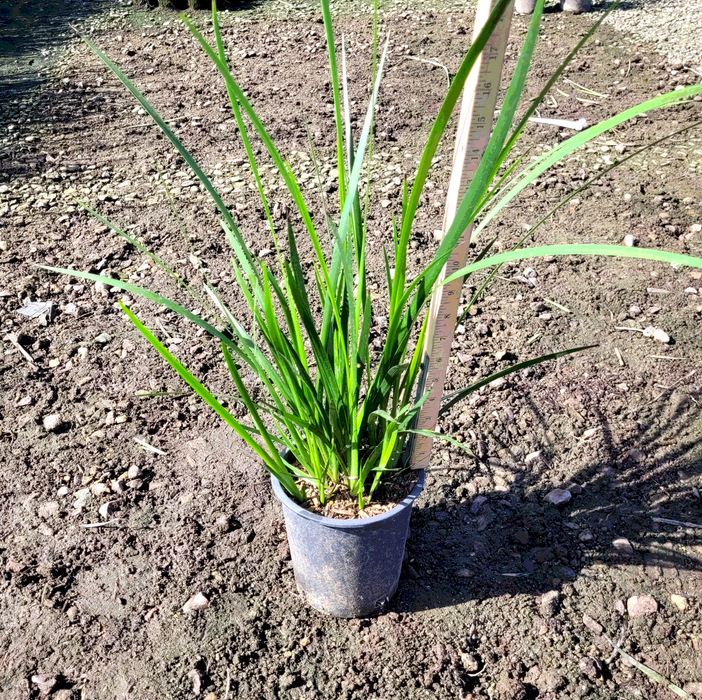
544,488,571,505
43,413,64,432
183,592,209,613
31,674,58,695
627,595,658,617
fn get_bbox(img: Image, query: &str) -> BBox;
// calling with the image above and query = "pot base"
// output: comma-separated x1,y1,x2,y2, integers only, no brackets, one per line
272,472,425,618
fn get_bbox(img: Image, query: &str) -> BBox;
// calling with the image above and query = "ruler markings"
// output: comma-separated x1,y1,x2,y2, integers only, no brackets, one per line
408,0,515,469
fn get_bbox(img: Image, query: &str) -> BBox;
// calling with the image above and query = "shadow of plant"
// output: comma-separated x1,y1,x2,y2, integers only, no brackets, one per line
395,377,702,613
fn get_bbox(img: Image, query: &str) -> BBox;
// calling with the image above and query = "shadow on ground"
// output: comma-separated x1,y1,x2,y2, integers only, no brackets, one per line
394,383,702,613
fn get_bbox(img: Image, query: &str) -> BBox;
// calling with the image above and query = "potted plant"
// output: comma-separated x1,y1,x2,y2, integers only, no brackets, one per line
46,0,702,617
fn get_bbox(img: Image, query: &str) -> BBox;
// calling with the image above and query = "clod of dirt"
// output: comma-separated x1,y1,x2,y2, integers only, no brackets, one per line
495,676,528,700
670,593,688,611
183,592,209,613
43,413,64,432
31,674,58,695
460,652,480,673
627,594,658,617
544,488,572,506
540,590,561,618
579,657,603,680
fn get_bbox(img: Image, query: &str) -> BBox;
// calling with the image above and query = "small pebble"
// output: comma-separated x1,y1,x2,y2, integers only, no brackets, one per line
98,501,118,519
670,593,687,611
642,326,670,343
627,594,658,617
38,501,59,519
94,332,111,345
43,413,63,432
31,675,58,696
544,488,571,506
460,652,480,672
623,234,636,247
470,495,488,515
582,614,603,635
183,592,209,613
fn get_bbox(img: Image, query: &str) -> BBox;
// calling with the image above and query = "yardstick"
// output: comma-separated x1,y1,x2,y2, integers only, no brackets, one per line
408,0,515,469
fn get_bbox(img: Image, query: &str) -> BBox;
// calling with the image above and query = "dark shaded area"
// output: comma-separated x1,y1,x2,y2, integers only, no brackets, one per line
395,378,702,614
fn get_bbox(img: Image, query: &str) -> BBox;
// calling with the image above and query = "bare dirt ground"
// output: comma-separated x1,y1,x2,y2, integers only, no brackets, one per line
1,1,701,699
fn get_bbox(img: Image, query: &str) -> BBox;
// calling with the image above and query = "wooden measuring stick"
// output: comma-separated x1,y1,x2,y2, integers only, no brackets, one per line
409,0,515,469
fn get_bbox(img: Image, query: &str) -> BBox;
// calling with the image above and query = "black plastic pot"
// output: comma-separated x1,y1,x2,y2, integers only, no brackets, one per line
271,471,425,618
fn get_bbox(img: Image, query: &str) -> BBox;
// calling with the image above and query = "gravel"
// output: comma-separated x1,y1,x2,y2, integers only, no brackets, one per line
603,0,702,70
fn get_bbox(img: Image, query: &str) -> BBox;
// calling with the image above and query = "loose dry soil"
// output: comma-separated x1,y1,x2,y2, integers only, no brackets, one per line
1,1,701,699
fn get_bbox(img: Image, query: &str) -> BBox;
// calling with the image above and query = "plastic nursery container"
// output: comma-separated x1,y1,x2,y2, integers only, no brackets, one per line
515,0,537,14
560,0,592,12
272,471,425,618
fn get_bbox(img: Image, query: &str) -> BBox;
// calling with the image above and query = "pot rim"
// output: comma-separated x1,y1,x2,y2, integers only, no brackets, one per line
271,469,425,530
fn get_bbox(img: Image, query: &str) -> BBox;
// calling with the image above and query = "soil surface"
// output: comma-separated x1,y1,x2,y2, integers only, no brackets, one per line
1,1,702,699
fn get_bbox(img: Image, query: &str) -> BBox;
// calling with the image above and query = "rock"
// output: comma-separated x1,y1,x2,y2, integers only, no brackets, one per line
456,568,474,578
670,594,687,611
623,233,636,247
66,605,79,623
495,676,527,700
470,494,488,515
38,501,59,519
579,657,602,680
94,280,109,297
525,450,541,466
258,248,271,257
183,592,209,613
127,465,141,479
540,590,560,618
90,483,110,496
31,674,58,695
94,332,111,344
187,668,202,695
460,652,480,673
627,595,658,617
582,614,603,635
642,326,670,343
613,537,634,554
72,488,91,510
43,413,64,432
629,305,641,316
98,501,118,519
563,481,583,495
54,690,73,700
544,488,571,506
615,599,626,615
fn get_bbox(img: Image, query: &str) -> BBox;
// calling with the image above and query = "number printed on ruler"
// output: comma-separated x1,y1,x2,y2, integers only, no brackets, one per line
409,0,515,470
